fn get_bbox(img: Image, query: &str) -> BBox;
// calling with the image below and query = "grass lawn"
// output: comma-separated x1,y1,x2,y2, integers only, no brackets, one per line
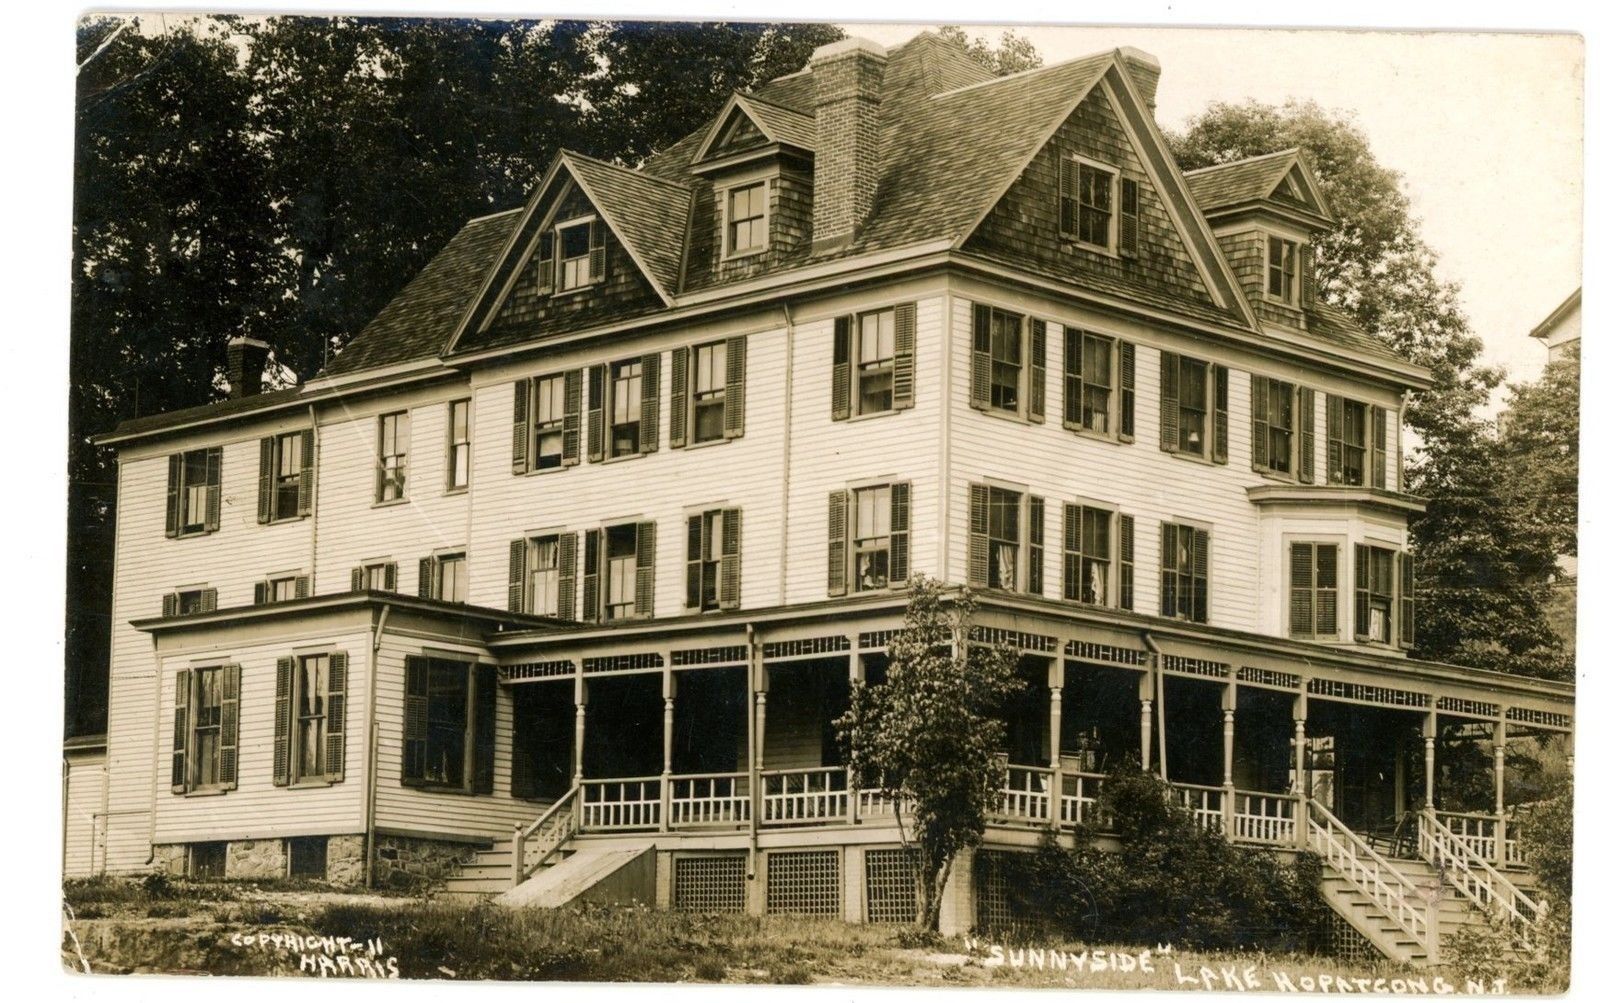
61,876,1533,991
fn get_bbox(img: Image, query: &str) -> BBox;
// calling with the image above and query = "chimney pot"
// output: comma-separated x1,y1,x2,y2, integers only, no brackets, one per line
810,37,888,252
226,336,271,399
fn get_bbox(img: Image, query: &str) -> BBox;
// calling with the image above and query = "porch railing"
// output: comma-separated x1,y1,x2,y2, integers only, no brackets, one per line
762,767,849,824
1438,810,1524,866
511,785,579,884
1308,799,1432,958
579,776,662,831
1171,783,1226,833
670,772,751,828
1232,790,1297,845
1059,770,1104,827
995,765,1056,825
1417,809,1543,943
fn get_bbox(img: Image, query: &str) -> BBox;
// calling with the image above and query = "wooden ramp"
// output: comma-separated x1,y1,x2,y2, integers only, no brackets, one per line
495,846,656,910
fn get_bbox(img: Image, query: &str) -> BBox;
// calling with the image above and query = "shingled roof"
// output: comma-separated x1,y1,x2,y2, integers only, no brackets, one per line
562,151,693,302
1183,148,1331,224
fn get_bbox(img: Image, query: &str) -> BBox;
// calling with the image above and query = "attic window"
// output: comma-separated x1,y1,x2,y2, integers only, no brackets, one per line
539,217,606,295
559,220,593,290
1267,236,1299,304
725,182,769,257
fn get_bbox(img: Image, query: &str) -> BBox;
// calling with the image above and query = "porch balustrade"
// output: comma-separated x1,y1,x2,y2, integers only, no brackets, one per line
1171,783,1227,833
579,776,663,831
762,767,849,824
670,773,752,828
1232,791,1298,844
1437,810,1525,867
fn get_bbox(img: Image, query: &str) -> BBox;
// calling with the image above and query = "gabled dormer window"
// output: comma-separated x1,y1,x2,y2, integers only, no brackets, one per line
1267,235,1299,304
537,218,606,294
725,181,769,257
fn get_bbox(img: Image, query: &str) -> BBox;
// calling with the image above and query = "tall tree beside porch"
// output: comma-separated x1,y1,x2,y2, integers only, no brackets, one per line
834,576,1024,929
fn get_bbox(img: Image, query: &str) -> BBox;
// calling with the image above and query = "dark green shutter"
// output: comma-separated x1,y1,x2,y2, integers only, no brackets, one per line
1063,329,1084,430
587,220,606,282
200,588,217,612
297,432,314,516
586,365,606,462
889,483,910,585
511,378,530,474
562,368,583,466
257,438,274,523
725,336,747,437
832,317,852,420
1289,542,1314,638
508,538,526,613
294,575,309,599
1118,514,1134,611
1159,351,1179,452
402,656,428,784
670,347,689,447
686,514,704,610
1327,395,1346,484
892,304,916,410
273,657,292,786
254,581,269,605
1028,318,1047,423
1059,153,1078,237
968,484,990,588
1160,523,1178,618
217,663,239,790
639,353,660,453
163,592,178,618
1353,544,1371,640
1027,495,1045,594
1193,529,1210,624
970,304,992,410
1373,409,1389,490
1298,386,1316,484
384,563,397,591
635,521,656,618
1398,551,1416,650
471,663,496,794
1300,244,1317,309
326,652,347,782
557,532,578,621
1315,545,1339,639
827,490,848,596
417,557,436,600
351,567,365,592
1212,365,1229,464
1251,375,1270,471
171,669,190,793
536,231,554,295
205,447,223,530
1118,341,1135,442
1119,177,1140,257
582,530,600,621
1063,503,1083,601
720,508,742,610
166,454,182,537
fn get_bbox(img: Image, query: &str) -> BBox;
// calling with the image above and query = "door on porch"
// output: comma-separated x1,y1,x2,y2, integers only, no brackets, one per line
511,680,576,801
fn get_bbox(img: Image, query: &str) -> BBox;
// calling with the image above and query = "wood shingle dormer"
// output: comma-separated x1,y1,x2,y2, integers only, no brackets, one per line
1185,149,1333,330
692,92,817,276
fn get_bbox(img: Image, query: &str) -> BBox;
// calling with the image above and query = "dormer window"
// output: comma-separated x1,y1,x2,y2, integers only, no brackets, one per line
726,182,768,256
559,220,593,290
1267,235,1299,303
537,218,606,295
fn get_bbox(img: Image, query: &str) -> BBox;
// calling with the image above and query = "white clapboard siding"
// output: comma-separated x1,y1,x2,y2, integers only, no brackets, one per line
466,325,787,616
63,750,107,878
947,300,1266,632
784,294,947,602
152,629,370,844
371,636,537,839
313,387,472,597
106,417,318,870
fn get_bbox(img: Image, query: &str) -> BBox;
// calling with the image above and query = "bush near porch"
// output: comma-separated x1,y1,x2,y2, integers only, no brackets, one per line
987,763,1324,952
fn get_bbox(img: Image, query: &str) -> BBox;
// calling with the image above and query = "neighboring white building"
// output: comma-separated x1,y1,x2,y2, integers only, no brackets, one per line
67,32,1570,955
1530,289,1580,363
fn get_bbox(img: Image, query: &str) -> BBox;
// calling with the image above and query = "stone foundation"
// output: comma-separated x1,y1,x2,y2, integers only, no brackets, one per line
151,843,187,876
227,838,287,879
326,834,367,886
372,834,481,890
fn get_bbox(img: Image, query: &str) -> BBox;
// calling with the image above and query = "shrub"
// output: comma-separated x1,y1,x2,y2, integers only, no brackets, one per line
1008,763,1321,952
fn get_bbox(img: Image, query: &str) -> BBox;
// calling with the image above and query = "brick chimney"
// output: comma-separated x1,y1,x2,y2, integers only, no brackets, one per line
811,37,888,252
226,336,271,399
1119,48,1161,113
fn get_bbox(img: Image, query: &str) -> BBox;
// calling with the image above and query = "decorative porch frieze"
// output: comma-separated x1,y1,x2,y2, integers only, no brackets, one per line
1506,706,1572,730
1161,654,1230,679
1064,638,1147,668
966,625,1058,653
501,659,577,682
856,629,902,651
1435,695,1499,720
670,645,749,667
583,652,666,673
762,635,850,660
1237,665,1300,690
1307,677,1429,709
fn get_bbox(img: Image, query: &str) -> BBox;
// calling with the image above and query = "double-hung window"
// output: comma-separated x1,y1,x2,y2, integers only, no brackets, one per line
1160,353,1230,464
402,656,495,793
686,508,742,612
294,654,330,781
1355,544,1400,644
257,432,314,523
376,412,409,502
447,400,470,490
270,575,298,603
855,309,896,415
191,667,224,787
509,532,577,619
610,360,643,457
171,663,239,794
586,355,660,461
1329,397,1370,486
536,219,604,294
254,572,307,605
1076,163,1114,248
582,522,656,622
1061,153,1140,256
726,182,768,256
832,306,916,419
971,304,1045,422
559,220,592,290
1063,504,1132,610
693,342,727,441
604,526,637,620
526,536,560,618
1268,236,1299,303
534,374,566,470
1064,330,1135,439
437,553,467,604
163,586,216,617
827,484,911,596
670,338,745,446
966,484,1044,595
166,447,221,538
1160,522,1210,623
1288,542,1339,640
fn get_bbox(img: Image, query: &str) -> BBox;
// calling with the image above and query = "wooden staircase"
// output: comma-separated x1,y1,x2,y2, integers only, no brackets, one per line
438,787,579,902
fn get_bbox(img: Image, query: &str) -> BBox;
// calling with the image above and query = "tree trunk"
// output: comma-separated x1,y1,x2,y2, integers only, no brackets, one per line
916,853,955,931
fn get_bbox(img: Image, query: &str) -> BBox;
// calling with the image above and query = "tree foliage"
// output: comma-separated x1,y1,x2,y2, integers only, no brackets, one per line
834,575,1023,929
66,15,839,734
935,25,1042,75
1168,102,1569,679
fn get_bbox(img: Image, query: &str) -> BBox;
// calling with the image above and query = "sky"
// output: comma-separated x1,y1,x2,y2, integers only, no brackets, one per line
848,23,1583,400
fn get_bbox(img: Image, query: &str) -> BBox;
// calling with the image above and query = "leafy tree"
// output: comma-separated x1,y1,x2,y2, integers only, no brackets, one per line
1168,102,1568,679
935,25,1041,75
834,575,1024,929
1501,352,1579,563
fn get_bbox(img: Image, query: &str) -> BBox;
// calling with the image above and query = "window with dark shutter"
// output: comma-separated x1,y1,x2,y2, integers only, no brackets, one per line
634,521,656,619
508,537,526,613
1159,352,1179,452
1373,408,1389,490
1354,543,1395,643
1118,514,1134,611
637,355,660,454
827,490,849,596
1118,341,1136,442
720,509,742,609
536,231,555,295
888,483,910,586
1063,329,1083,431
471,663,496,794
832,317,853,421
1354,544,1371,640
561,369,582,466
970,304,992,411
557,532,578,621
1026,495,1045,595
1066,330,1120,436
1298,386,1317,484
1119,177,1140,257
1398,550,1415,649
1058,152,1078,238
892,304,917,410
1064,503,1114,606
401,655,489,793
1028,319,1047,424
1327,394,1345,484
402,656,428,784
1289,542,1339,641
1160,522,1209,623
684,509,741,611
417,556,436,600
686,513,705,609
1252,376,1297,476
274,656,292,786
671,347,690,446
172,447,223,537
967,483,990,588
586,365,605,462
1300,244,1318,309
171,668,190,793
512,378,531,474
725,336,747,438
219,663,240,790
582,529,600,621
325,652,347,783
1212,366,1230,464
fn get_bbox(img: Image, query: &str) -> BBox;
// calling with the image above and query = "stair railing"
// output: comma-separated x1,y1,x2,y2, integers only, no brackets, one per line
1416,808,1543,944
511,785,580,885
1308,800,1433,956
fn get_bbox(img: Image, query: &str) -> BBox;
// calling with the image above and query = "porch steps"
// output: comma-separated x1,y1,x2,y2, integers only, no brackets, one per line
1319,856,1510,965
436,839,572,902
496,845,656,909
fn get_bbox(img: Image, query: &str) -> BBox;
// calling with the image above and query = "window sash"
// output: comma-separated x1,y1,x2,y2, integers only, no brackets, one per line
526,537,560,617
191,667,224,788
181,452,209,530
534,375,565,469
558,222,591,289
436,555,467,603
1177,358,1209,455
989,311,1023,412
379,413,409,501
270,576,297,602
603,526,638,619
1268,236,1298,301
855,309,896,415
1266,379,1295,473
609,361,643,456
1077,165,1113,246
1342,401,1369,486
448,400,470,489
728,183,767,252
422,661,468,787
296,654,330,781
987,489,1021,590
853,486,893,592
692,343,727,441
1082,334,1114,433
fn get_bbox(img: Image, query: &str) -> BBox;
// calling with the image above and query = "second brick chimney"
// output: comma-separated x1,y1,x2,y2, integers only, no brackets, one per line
1118,47,1162,114
811,37,888,252
226,335,271,399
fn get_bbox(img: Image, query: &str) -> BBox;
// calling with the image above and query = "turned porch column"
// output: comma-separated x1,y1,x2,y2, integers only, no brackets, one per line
1423,709,1437,811
1493,717,1508,863
847,648,863,824
1292,690,1308,848
572,674,588,820
1048,653,1064,830
1221,678,1236,838
660,671,675,833
1139,671,1154,772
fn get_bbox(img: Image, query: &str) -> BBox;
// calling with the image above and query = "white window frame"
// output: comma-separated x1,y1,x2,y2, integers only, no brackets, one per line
689,340,730,444
720,177,772,260
1071,155,1122,255
446,398,471,492
433,551,468,605
555,215,596,293
1265,230,1301,305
